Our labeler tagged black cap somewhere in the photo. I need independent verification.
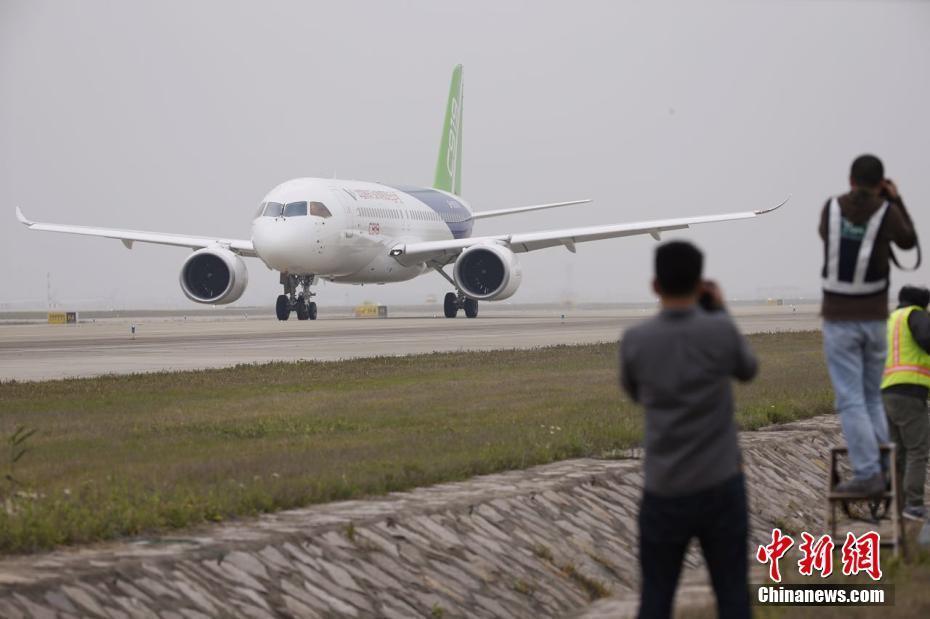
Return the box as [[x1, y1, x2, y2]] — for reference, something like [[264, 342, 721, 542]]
[[898, 285, 930, 309]]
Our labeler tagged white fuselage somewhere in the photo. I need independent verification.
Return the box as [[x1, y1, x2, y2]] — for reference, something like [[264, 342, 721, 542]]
[[250, 178, 474, 283]]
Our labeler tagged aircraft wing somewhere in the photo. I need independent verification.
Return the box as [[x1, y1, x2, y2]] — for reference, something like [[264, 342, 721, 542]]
[[15, 207, 257, 257], [471, 199, 590, 220], [390, 197, 788, 265]]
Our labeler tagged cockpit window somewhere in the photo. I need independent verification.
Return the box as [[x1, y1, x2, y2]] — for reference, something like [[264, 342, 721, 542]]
[[284, 201, 308, 217], [263, 202, 284, 217], [308, 202, 333, 218], [254, 202, 266, 218]]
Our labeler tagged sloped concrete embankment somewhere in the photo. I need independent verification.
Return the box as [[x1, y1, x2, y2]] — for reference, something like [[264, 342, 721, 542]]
[[0, 416, 838, 618]]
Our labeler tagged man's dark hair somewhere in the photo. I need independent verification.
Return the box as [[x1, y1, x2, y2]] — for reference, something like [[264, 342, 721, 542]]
[[899, 285, 930, 309], [850, 154, 884, 188], [655, 241, 703, 296]]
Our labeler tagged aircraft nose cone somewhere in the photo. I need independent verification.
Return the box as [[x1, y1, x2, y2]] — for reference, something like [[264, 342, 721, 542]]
[[252, 218, 312, 272]]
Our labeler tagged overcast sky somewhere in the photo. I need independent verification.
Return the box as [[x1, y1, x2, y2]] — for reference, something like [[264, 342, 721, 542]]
[[2, 0, 928, 310]]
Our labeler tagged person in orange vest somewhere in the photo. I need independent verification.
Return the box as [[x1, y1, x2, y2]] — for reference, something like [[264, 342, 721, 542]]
[[882, 285, 930, 521]]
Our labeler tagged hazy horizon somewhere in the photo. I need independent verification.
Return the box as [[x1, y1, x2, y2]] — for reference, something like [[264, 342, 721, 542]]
[[3, 1, 928, 311]]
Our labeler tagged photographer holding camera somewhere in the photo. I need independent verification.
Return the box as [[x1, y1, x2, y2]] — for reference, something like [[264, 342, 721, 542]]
[[620, 241, 757, 619], [820, 154, 919, 496]]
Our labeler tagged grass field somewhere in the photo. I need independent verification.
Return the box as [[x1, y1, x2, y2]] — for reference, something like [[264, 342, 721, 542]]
[[0, 331, 833, 554]]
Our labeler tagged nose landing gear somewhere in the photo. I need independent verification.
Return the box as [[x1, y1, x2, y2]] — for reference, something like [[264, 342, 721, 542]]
[[275, 294, 291, 321], [295, 296, 317, 321], [277, 273, 318, 321]]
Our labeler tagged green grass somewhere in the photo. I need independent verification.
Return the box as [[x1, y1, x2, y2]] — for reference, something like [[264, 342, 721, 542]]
[[0, 331, 833, 554]]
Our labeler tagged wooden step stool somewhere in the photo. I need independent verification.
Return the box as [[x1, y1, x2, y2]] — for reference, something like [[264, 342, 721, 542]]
[[827, 444, 904, 557]]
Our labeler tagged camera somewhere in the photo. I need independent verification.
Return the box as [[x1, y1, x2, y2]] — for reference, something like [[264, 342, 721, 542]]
[[698, 291, 717, 312], [698, 283, 724, 312]]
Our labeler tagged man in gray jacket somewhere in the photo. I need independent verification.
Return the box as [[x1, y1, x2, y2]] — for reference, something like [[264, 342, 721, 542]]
[[620, 240, 758, 619]]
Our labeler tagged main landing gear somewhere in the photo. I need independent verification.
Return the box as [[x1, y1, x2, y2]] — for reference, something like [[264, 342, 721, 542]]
[[443, 291, 478, 319], [276, 273, 318, 321], [432, 265, 478, 319]]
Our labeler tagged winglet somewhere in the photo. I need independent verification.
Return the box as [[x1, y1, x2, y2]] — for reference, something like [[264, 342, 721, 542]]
[[15, 206, 34, 226], [755, 195, 790, 216]]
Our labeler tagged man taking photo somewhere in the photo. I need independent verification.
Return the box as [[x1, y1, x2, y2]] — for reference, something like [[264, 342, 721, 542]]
[[820, 154, 918, 496], [620, 240, 757, 619]]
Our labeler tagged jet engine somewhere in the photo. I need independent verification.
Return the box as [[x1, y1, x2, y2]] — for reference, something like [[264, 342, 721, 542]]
[[452, 243, 522, 300], [179, 247, 249, 304]]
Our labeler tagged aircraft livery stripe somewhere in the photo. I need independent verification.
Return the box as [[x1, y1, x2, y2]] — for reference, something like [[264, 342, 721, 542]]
[[389, 185, 474, 240]]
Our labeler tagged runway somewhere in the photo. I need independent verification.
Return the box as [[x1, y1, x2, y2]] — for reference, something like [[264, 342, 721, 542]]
[[0, 304, 821, 382]]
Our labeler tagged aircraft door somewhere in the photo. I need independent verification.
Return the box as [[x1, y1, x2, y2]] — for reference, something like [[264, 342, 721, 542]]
[[331, 186, 358, 234], [331, 186, 354, 215], [402, 204, 412, 234]]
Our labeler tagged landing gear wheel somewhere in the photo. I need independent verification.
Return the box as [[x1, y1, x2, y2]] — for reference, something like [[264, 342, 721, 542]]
[[444, 292, 458, 318], [307, 301, 317, 320], [275, 294, 291, 321], [295, 296, 310, 321], [464, 297, 479, 318]]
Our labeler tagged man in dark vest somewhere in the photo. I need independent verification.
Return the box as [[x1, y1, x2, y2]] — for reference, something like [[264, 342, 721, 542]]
[[820, 154, 918, 495], [881, 285, 930, 521]]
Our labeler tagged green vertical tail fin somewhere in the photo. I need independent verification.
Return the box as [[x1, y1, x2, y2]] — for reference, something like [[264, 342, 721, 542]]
[[434, 64, 464, 196]]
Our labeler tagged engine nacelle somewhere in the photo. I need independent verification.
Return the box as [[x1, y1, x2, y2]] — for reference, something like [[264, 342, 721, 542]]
[[453, 243, 523, 301], [179, 247, 249, 304]]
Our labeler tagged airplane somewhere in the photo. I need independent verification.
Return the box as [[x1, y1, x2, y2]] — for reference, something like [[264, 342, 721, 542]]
[[16, 65, 786, 321]]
